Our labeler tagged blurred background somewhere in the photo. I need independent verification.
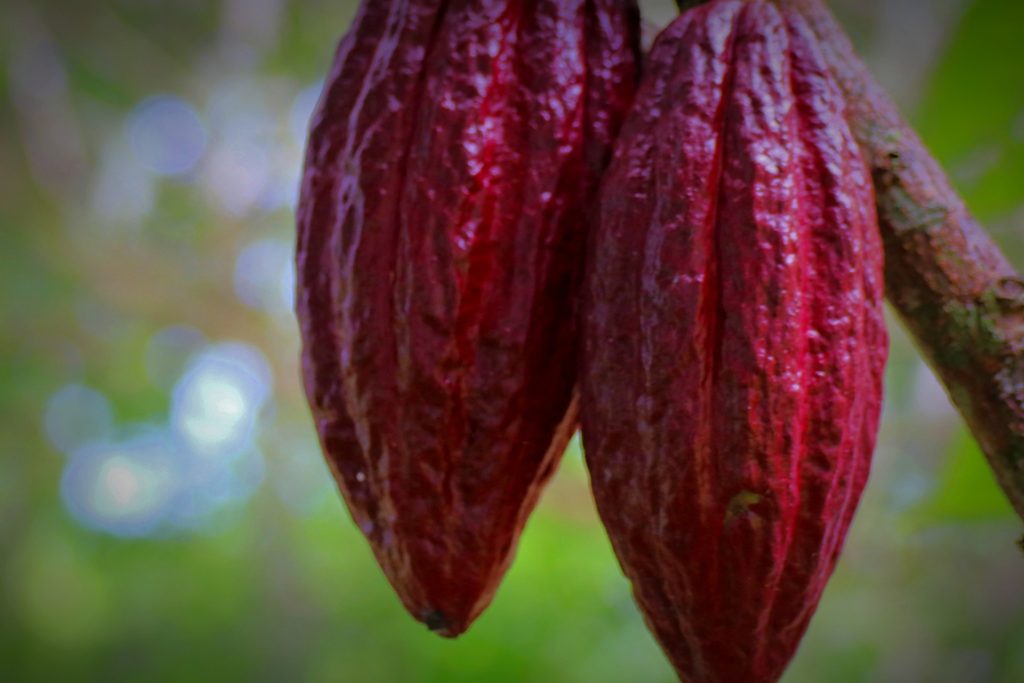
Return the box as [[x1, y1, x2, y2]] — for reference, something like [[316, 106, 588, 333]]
[[2, 0, 1023, 681]]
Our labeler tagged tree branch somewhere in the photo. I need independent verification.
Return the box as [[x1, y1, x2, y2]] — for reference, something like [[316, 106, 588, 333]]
[[671, 0, 1024, 520], [783, 0, 1024, 520]]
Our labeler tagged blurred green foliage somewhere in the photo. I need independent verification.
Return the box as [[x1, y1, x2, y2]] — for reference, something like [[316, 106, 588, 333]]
[[1, 0, 1023, 682]]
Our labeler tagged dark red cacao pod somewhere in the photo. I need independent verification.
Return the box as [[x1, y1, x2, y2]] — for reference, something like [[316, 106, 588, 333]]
[[580, 1, 887, 681], [295, 0, 639, 636]]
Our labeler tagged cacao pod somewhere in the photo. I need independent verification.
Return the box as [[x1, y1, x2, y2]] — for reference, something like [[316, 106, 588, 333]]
[[296, 0, 639, 636], [580, 1, 887, 681]]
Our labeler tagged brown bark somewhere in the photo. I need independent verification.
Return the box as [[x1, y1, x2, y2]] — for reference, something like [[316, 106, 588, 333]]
[[671, 0, 1024, 520]]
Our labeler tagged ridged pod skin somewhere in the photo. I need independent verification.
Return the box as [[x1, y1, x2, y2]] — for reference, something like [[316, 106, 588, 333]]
[[295, 0, 639, 636], [580, 1, 887, 681]]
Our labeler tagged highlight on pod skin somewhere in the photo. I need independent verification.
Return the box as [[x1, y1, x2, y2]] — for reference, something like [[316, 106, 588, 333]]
[[580, 2, 886, 681], [295, 0, 640, 636]]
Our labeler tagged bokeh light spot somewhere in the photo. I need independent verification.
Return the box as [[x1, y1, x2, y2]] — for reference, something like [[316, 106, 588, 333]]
[[43, 384, 115, 455], [129, 95, 207, 176], [171, 342, 272, 460], [234, 238, 294, 314], [61, 433, 177, 537], [203, 139, 270, 215]]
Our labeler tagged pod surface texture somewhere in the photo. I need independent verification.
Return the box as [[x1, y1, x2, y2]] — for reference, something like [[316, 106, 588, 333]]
[[296, 0, 639, 636], [581, 1, 887, 680]]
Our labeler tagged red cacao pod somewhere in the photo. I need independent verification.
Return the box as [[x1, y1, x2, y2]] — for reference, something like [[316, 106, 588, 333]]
[[580, 1, 887, 680], [296, 0, 639, 636]]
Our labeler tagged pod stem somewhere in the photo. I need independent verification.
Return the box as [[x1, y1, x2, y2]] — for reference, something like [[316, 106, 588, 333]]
[[671, 0, 1024, 521]]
